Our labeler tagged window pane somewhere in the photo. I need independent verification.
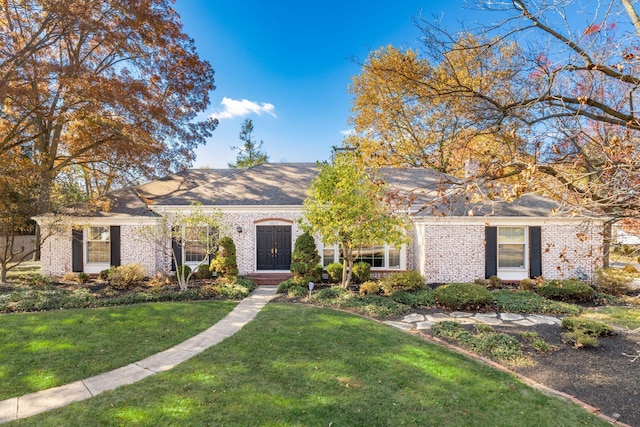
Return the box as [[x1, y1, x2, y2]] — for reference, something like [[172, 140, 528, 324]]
[[388, 247, 400, 268], [87, 227, 110, 263], [498, 227, 525, 244], [185, 226, 210, 263], [87, 242, 110, 263], [355, 244, 385, 268], [498, 244, 525, 268], [185, 241, 207, 263], [323, 247, 335, 267]]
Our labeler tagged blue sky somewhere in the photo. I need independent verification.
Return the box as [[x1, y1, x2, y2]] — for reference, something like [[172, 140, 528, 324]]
[[173, 1, 471, 168]]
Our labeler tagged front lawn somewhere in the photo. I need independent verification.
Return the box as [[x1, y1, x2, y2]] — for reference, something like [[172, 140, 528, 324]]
[[580, 306, 640, 330], [0, 301, 236, 400], [8, 303, 608, 426]]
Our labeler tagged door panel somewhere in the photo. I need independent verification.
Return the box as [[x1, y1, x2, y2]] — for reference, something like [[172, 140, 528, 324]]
[[256, 225, 292, 270]]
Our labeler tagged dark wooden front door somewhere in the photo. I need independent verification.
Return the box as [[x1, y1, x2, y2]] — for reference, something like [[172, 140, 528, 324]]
[[256, 225, 292, 270]]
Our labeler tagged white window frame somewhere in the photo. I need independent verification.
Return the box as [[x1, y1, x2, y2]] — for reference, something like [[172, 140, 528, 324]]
[[497, 226, 528, 280], [84, 226, 111, 274], [181, 225, 217, 269], [320, 242, 405, 270]]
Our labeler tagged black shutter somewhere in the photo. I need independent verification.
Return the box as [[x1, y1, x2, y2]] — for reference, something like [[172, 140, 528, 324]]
[[485, 227, 497, 278], [72, 229, 83, 272], [110, 226, 121, 267], [529, 226, 542, 279], [171, 227, 182, 271]]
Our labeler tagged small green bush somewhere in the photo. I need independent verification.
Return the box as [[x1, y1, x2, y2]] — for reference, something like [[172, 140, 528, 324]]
[[351, 262, 371, 284], [288, 285, 308, 298], [276, 279, 296, 294], [359, 281, 380, 295], [487, 275, 503, 289], [537, 279, 595, 303], [561, 317, 614, 337], [77, 272, 90, 283], [108, 264, 146, 290], [311, 285, 349, 302], [325, 262, 343, 283], [176, 265, 192, 282], [232, 276, 255, 292], [434, 283, 494, 311], [432, 321, 523, 362], [561, 317, 614, 349], [519, 278, 536, 291], [99, 269, 111, 280], [197, 263, 213, 279], [379, 271, 425, 295], [594, 268, 634, 296], [215, 283, 250, 299]]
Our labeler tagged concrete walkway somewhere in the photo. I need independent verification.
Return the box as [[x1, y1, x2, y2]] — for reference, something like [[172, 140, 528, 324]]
[[384, 311, 563, 331], [0, 286, 277, 424]]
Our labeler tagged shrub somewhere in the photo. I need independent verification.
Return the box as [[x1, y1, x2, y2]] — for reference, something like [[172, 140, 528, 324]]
[[62, 272, 78, 282], [77, 272, 90, 283], [148, 272, 171, 288], [310, 285, 349, 303], [197, 263, 213, 279], [561, 317, 614, 349], [176, 265, 192, 282], [537, 279, 595, 303], [487, 275, 503, 289], [99, 269, 111, 280], [519, 278, 536, 291], [326, 262, 343, 283], [351, 262, 371, 284], [379, 271, 425, 295], [276, 279, 296, 294], [288, 285, 308, 298], [594, 268, 634, 296], [432, 321, 523, 362], [290, 232, 321, 282], [359, 281, 380, 295], [232, 276, 255, 292], [434, 283, 494, 311], [210, 236, 238, 278], [214, 282, 250, 299], [108, 264, 146, 290]]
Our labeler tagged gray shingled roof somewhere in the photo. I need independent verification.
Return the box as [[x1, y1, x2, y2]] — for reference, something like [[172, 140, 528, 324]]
[[59, 162, 566, 218]]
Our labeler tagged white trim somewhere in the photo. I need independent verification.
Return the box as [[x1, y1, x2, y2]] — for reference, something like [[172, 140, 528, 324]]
[[412, 216, 603, 226], [496, 226, 528, 281], [319, 242, 407, 271], [84, 227, 111, 275]]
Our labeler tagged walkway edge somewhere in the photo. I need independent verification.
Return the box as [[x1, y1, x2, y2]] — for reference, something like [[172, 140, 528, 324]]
[[0, 286, 277, 424]]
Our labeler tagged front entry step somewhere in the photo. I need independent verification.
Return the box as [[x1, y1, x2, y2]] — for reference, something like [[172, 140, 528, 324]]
[[245, 273, 292, 286]]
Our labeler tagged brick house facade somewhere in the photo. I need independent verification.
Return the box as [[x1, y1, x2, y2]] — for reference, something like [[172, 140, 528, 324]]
[[35, 163, 604, 283]]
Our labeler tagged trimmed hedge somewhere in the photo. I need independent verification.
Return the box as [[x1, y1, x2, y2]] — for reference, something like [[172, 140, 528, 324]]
[[434, 283, 494, 311], [379, 271, 425, 295], [537, 279, 595, 303]]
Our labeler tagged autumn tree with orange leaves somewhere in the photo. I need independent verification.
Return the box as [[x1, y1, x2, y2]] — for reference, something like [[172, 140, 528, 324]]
[[348, 0, 640, 263], [0, 0, 217, 211]]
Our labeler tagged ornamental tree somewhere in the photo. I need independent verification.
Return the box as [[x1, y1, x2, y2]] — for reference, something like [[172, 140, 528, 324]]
[[302, 153, 410, 289], [290, 231, 321, 283]]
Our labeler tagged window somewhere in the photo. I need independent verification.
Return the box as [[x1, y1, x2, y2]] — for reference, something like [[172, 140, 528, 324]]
[[87, 226, 110, 263], [321, 243, 403, 270], [498, 227, 526, 269], [183, 226, 217, 266]]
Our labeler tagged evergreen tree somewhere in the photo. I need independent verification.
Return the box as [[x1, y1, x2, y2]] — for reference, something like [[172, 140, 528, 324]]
[[290, 232, 321, 283], [228, 119, 269, 169]]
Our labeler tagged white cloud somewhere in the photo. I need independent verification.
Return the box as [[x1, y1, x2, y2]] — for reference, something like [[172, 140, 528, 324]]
[[340, 129, 354, 137], [213, 97, 277, 120]]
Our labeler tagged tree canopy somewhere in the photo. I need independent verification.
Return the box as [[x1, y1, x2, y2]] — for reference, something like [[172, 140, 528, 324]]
[[0, 0, 217, 212], [302, 153, 409, 288], [347, 0, 640, 224]]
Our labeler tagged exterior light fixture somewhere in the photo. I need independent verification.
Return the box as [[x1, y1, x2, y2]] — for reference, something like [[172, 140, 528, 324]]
[[236, 226, 243, 233]]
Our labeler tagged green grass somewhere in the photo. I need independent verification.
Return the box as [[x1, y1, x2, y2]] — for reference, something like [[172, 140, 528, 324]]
[[8, 303, 608, 426], [3, 261, 40, 280], [580, 306, 640, 330], [0, 301, 236, 400]]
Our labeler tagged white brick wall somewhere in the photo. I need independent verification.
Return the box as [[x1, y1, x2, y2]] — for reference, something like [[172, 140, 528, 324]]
[[40, 225, 73, 277], [541, 222, 603, 280], [414, 220, 603, 283], [417, 223, 485, 283]]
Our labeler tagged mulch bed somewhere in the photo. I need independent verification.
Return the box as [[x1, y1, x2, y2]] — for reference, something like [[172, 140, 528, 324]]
[[408, 311, 640, 427]]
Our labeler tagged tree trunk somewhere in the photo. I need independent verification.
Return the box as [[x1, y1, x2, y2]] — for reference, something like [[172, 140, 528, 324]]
[[602, 221, 613, 269]]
